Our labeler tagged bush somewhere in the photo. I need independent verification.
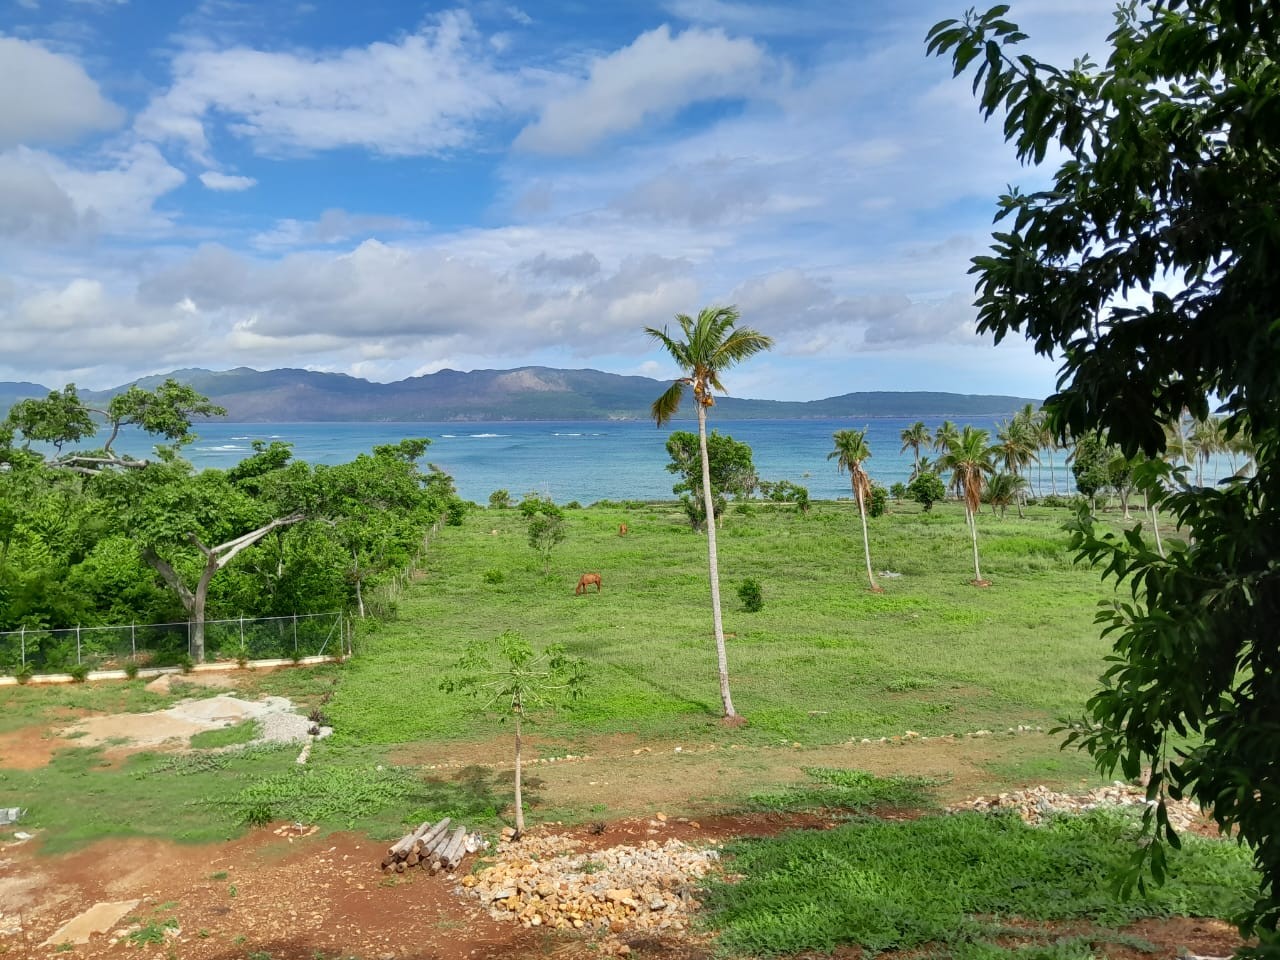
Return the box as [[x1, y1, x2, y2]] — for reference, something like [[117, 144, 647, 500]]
[[869, 485, 888, 518], [738, 578, 764, 612], [68, 661, 91, 683], [519, 492, 561, 519], [890, 482, 907, 500], [445, 499, 468, 526], [14, 663, 34, 685], [123, 658, 140, 679], [488, 489, 512, 509], [564, 500, 583, 510], [482, 568, 505, 584], [907, 473, 947, 512]]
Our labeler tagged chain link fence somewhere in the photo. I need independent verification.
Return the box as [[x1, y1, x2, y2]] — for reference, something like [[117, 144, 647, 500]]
[[0, 612, 349, 676]]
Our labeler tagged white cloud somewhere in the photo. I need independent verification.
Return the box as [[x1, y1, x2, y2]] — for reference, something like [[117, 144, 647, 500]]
[[199, 170, 257, 191], [251, 209, 419, 249], [137, 9, 526, 162], [0, 37, 124, 149], [0, 144, 185, 240], [515, 25, 768, 154]]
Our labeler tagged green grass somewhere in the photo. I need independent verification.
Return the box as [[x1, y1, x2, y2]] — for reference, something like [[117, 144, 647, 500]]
[[331, 501, 1118, 746], [702, 808, 1255, 956], [189, 719, 260, 749], [747, 767, 940, 814]]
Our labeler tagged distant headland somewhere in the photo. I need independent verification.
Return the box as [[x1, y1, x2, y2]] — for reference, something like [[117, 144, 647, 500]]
[[0, 366, 1038, 422]]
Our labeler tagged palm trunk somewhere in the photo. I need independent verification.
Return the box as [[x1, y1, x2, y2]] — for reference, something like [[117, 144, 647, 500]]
[[698, 404, 735, 719], [855, 485, 878, 590], [1149, 502, 1165, 558], [968, 505, 983, 582], [513, 704, 524, 838]]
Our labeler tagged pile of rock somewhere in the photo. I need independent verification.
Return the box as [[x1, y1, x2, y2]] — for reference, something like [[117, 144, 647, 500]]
[[459, 832, 719, 942], [948, 781, 1206, 829]]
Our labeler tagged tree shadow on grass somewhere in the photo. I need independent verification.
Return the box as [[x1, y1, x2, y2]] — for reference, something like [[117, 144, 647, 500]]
[[409, 764, 547, 827]]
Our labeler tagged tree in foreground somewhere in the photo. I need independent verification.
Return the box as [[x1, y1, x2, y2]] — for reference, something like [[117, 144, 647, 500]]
[[828, 429, 880, 592], [940, 426, 995, 585], [441, 631, 584, 839], [646, 305, 773, 721], [930, 1, 1280, 940]]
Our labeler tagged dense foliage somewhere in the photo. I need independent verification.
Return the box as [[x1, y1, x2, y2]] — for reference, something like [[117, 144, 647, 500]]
[[930, 0, 1280, 941], [665, 429, 757, 530], [0, 383, 462, 668]]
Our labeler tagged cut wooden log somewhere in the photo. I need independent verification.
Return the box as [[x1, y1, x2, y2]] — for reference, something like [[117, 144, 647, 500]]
[[414, 818, 451, 856], [387, 819, 433, 858], [439, 825, 468, 871]]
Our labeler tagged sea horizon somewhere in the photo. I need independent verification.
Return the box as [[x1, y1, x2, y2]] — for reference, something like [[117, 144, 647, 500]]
[[103, 416, 1083, 505]]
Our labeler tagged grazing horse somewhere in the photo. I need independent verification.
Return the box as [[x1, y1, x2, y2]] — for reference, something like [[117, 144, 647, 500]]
[[618, 522, 628, 536], [575, 573, 603, 595]]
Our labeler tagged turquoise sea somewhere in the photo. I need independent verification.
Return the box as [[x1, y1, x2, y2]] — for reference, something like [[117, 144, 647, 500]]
[[112, 417, 1078, 504]]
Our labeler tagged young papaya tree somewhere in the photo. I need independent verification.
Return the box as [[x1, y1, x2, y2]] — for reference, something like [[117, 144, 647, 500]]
[[441, 631, 585, 838]]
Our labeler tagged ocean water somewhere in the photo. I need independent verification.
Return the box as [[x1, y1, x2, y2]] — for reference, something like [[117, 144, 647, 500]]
[[108, 417, 1079, 504]]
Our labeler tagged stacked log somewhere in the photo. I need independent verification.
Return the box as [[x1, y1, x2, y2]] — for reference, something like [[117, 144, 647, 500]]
[[380, 818, 471, 874]]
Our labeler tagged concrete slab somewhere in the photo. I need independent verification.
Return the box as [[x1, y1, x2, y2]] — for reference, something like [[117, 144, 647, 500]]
[[41, 899, 139, 946]]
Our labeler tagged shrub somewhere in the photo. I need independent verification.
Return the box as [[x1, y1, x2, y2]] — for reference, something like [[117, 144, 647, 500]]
[[123, 658, 140, 680], [907, 473, 947, 511], [738, 578, 764, 612], [564, 500, 583, 510], [178, 653, 195, 674], [445, 499, 468, 526], [890, 482, 907, 500], [68, 661, 91, 683], [14, 663, 34, 685], [869, 485, 888, 518], [488, 489, 512, 509], [482, 568, 505, 584], [519, 492, 561, 519]]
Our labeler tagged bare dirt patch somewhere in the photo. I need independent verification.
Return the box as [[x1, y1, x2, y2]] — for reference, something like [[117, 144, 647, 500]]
[[0, 727, 62, 770], [0, 815, 1246, 960]]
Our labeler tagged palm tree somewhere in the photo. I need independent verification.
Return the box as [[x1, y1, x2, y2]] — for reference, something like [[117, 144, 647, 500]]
[[829, 428, 880, 592], [899, 422, 932, 477], [940, 425, 996, 585], [934, 420, 960, 456], [984, 472, 1028, 518], [995, 417, 1037, 517], [646, 306, 773, 721], [1191, 415, 1228, 487]]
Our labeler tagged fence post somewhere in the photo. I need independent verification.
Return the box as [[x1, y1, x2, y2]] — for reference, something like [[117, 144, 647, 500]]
[[77, 625, 82, 665], [19, 626, 24, 668], [240, 615, 245, 655], [131, 623, 136, 658], [293, 614, 298, 655]]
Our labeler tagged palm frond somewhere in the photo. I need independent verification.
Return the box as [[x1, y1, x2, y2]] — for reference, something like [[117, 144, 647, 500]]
[[651, 380, 686, 427]]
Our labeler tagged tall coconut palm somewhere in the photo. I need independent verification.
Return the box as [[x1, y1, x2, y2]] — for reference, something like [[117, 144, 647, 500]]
[[646, 306, 773, 720], [940, 425, 996, 585], [829, 428, 880, 592], [899, 422, 932, 477]]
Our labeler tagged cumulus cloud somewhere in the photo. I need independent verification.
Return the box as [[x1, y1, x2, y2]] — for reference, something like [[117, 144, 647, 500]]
[[731, 269, 985, 353], [131, 241, 695, 360], [0, 37, 124, 149], [251, 209, 419, 249], [516, 25, 767, 154], [0, 144, 185, 240], [521, 251, 601, 279], [199, 171, 257, 191], [137, 9, 524, 162]]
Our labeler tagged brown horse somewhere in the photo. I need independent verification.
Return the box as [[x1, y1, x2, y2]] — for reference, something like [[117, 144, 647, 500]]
[[618, 522, 628, 536], [575, 573, 602, 595]]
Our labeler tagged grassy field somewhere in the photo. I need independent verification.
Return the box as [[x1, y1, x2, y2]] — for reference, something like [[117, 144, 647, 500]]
[[0, 498, 1157, 845], [331, 499, 1120, 748]]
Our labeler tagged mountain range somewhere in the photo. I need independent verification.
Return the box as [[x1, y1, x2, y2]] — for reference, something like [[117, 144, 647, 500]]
[[0, 366, 1038, 422]]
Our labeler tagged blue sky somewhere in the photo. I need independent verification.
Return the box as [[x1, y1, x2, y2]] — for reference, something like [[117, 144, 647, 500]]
[[0, 0, 1117, 401]]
